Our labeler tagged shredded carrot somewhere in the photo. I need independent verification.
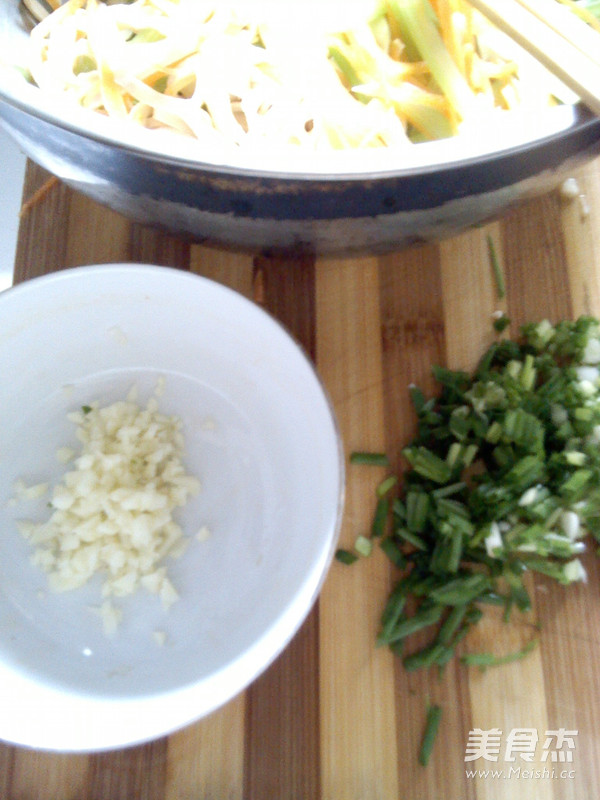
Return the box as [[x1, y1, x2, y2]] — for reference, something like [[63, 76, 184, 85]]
[[22, 0, 585, 152], [19, 175, 60, 218]]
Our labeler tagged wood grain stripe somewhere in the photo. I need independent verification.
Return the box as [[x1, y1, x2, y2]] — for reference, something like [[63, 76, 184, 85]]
[[441, 224, 550, 800], [501, 194, 573, 324], [537, 186, 600, 800], [63, 192, 132, 269], [9, 167, 185, 800], [242, 251, 321, 800], [0, 748, 15, 800], [189, 244, 255, 296], [534, 562, 600, 800], [6, 164, 89, 800], [316, 256, 399, 800], [561, 164, 600, 317], [85, 739, 167, 800], [378, 244, 476, 800], [161, 244, 257, 800], [165, 695, 246, 800], [440, 224, 508, 369], [379, 244, 446, 446], [243, 608, 321, 800], [14, 163, 71, 283], [9, 751, 88, 800], [189, 247, 322, 800], [128, 224, 191, 269], [252, 251, 317, 359]]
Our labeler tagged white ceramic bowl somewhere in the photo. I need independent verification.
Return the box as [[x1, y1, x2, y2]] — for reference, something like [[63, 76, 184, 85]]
[[0, 264, 343, 752]]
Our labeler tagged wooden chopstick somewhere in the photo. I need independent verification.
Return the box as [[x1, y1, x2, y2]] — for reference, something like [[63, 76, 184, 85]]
[[469, 0, 600, 117], [519, 0, 600, 64]]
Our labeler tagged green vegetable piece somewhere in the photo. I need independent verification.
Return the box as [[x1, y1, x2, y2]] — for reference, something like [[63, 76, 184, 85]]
[[403, 446, 452, 484], [519, 353, 537, 391], [74, 55, 96, 75], [487, 234, 506, 299], [428, 574, 490, 606], [128, 27, 165, 44], [350, 451, 390, 467], [560, 468, 592, 499], [505, 455, 546, 491], [328, 44, 371, 104], [403, 643, 446, 672], [419, 704, 443, 767], [493, 314, 511, 333], [335, 549, 358, 565], [388, 0, 474, 118], [380, 603, 443, 645], [396, 526, 427, 551], [406, 489, 430, 532], [485, 420, 503, 443], [432, 481, 467, 499], [377, 475, 398, 497], [380, 537, 407, 568], [348, 312, 600, 688], [461, 638, 538, 671], [409, 384, 427, 414], [153, 75, 168, 93], [437, 603, 468, 646], [371, 496, 390, 538], [379, 582, 410, 644], [354, 535, 373, 557]]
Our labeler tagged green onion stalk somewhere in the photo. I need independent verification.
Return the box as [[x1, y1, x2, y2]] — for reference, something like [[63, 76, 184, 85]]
[[338, 317, 600, 678]]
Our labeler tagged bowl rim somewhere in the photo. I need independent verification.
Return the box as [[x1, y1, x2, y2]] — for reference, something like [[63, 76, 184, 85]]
[[0, 48, 598, 182]]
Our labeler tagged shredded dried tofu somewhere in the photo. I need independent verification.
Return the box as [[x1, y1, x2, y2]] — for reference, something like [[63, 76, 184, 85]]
[[26, 0, 572, 152], [18, 386, 200, 633]]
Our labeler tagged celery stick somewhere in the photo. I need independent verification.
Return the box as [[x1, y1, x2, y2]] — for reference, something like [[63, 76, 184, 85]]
[[387, 0, 474, 119]]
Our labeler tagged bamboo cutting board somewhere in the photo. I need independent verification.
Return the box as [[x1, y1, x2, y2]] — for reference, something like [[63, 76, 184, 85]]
[[2, 159, 600, 800]]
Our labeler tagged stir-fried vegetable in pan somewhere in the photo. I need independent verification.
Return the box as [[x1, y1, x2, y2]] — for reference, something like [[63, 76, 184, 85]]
[[22, 0, 600, 151]]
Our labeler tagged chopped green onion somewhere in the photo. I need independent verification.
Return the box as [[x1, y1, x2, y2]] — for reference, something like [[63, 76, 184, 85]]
[[377, 475, 398, 497], [396, 527, 428, 551], [354, 535, 373, 557], [409, 384, 427, 414], [406, 489, 430, 532], [461, 637, 538, 671], [429, 574, 491, 606], [437, 604, 469, 645], [403, 642, 446, 672], [350, 451, 390, 467], [432, 481, 467, 499], [379, 536, 407, 568], [418, 704, 443, 766], [128, 27, 165, 44], [487, 234, 505, 299], [347, 315, 600, 687], [403, 446, 452, 484], [493, 314, 511, 333], [335, 548, 358, 565], [379, 603, 443, 645], [371, 496, 390, 538], [379, 583, 409, 642], [74, 55, 96, 75]]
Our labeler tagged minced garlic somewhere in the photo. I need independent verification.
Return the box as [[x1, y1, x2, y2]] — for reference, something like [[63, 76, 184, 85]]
[[17, 385, 200, 633]]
